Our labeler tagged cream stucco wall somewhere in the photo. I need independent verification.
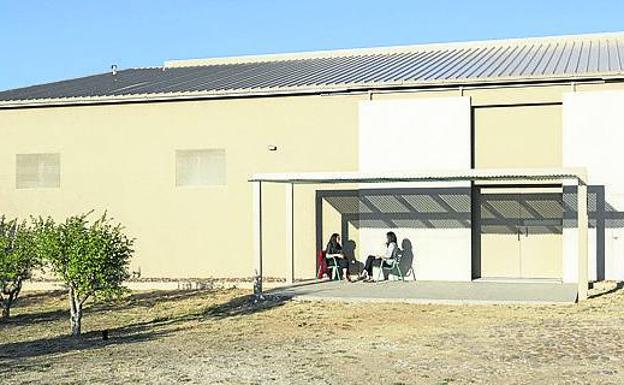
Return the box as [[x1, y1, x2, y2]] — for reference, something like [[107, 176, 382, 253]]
[[1, 81, 624, 281], [0, 95, 363, 279], [475, 105, 564, 280]]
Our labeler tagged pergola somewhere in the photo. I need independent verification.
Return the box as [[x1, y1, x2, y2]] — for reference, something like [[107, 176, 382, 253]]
[[249, 168, 589, 301]]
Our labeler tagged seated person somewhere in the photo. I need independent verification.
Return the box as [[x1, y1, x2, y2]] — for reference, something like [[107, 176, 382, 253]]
[[360, 231, 398, 282], [325, 233, 351, 282]]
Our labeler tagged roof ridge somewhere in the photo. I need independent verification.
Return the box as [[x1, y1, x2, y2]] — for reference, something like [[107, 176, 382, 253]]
[[164, 30, 624, 68]]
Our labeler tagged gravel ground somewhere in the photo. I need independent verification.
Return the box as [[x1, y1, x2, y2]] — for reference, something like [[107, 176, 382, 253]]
[[1, 282, 624, 385]]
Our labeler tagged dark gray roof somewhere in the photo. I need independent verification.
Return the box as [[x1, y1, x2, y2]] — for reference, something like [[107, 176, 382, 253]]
[[2, 32, 624, 106]]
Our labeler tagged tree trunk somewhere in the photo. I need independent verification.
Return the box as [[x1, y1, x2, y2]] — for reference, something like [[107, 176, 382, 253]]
[[70, 312, 81, 337], [1, 283, 20, 321], [1, 304, 9, 320], [69, 287, 82, 337]]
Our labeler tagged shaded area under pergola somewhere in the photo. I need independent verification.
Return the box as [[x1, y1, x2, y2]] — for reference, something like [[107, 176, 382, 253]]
[[249, 168, 590, 302], [318, 185, 624, 281]]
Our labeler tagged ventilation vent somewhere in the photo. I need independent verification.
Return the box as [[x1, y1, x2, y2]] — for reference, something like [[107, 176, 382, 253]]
[[16, 153, 60, 189], [176, 149, 226, 187]]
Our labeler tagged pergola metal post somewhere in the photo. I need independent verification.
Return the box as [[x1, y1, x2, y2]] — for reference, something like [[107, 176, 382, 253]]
[[562, 176, 589, 301], [252, 181, 263, 297], [577, 182, 589, 301], [285, 183, 295, 284]]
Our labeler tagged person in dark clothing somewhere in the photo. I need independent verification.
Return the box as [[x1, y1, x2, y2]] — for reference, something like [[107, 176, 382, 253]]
[[361, 231, 399, 282], [325, 233, 351, 281]]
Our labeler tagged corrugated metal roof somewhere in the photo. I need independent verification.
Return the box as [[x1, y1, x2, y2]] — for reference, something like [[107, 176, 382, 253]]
[[2, 32, 624, 107]]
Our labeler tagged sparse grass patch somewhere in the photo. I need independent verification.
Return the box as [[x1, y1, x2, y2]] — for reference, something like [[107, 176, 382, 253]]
[[1, 282, 624, 384]]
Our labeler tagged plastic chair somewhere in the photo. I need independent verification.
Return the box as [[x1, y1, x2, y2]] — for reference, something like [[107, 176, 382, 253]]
[[316, 251, 342, 281], [326, 255, 342, 280], [316, 250, 328, 279], [376, 257, 404, 281]]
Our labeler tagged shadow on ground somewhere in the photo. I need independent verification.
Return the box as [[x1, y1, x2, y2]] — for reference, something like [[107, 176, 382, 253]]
[[588, 281, 624, 299], [4, 289, 234, 327], [3, 308, 69, 327], [11, 290, 66, 308], [2, 290, 68, 327], [101, 289, 222, 309], [0, 291, 290, 363]]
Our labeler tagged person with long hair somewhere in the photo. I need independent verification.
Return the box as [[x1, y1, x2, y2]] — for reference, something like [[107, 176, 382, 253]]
[[325, 233, 351, 282], [360, 231, 398, 282]]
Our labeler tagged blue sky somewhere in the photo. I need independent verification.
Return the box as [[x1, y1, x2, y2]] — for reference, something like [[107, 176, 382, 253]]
[[2, 0, 624, 90]]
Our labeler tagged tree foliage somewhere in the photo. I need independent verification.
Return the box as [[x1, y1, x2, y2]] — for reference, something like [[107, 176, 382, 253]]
[[33, 212, 134, 336], [0, 216, 40, 320]]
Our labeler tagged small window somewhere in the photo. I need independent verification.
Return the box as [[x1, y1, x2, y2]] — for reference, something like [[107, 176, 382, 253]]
[[16, 153, 60, 189], [176, 149, 226, 186]]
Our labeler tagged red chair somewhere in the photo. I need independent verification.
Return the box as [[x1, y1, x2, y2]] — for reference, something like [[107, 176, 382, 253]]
[[317, 250, 342, 280], [316, 250, 328, 279]]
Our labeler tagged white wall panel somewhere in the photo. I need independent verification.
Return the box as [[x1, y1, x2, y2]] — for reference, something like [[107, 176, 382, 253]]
[[359, 97, 471, 172], [357, 97, 472, 281], [564, 90, 624, 281]]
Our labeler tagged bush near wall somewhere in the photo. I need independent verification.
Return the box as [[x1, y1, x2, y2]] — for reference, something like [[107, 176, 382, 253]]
[[0, 217, 40, 320], [32, 212, 135, 337]]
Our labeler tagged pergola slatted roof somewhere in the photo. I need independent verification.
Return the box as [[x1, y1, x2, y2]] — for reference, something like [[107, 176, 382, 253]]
[[249, 168, 587, 184]]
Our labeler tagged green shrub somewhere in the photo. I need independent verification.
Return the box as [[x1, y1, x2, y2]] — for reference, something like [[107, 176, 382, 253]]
[[33, 212, 134, 336], [0, 217, 40, 320]]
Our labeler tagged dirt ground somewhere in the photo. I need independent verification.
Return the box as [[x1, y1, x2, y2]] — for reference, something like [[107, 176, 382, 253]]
[[1, 283, 624, 385]]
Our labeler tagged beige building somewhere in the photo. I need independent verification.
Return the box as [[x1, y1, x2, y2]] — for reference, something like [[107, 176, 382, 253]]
[[1, 32, 624, 298]]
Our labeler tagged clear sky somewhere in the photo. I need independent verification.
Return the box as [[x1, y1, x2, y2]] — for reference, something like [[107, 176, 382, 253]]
[[2, 0, 624, 91]]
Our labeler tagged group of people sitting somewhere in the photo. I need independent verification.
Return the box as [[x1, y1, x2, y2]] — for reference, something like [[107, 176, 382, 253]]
[[325, 231, 399, 282]]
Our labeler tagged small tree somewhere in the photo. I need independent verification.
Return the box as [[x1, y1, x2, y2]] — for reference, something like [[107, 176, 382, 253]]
[[33, 212, 134, 336], [0, 217, 40, 320]]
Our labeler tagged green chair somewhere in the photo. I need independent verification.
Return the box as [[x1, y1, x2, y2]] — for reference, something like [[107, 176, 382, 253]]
[[376, 256, 404, 281], [316, 252, 342, 281], [327, 256, 342, 281]]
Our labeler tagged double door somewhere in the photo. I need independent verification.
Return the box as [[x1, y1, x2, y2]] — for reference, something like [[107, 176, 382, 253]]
[[480, 187, 563, 279]]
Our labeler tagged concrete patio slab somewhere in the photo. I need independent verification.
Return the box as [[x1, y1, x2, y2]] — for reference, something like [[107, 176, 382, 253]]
[[268, 279, 579, 304]]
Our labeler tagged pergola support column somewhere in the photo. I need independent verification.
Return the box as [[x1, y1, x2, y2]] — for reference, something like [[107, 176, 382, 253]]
[[285, 183, 295, 284], [563, 177, 589, 301], [577, 183, 589, 300], [252, 181, 263, 297]]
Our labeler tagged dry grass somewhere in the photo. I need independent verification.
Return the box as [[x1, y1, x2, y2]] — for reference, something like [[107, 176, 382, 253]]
[[1, 283, 624, 385]]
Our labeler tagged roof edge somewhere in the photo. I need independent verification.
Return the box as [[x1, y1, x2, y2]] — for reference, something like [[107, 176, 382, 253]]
[[1, 75, 622, 109]]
